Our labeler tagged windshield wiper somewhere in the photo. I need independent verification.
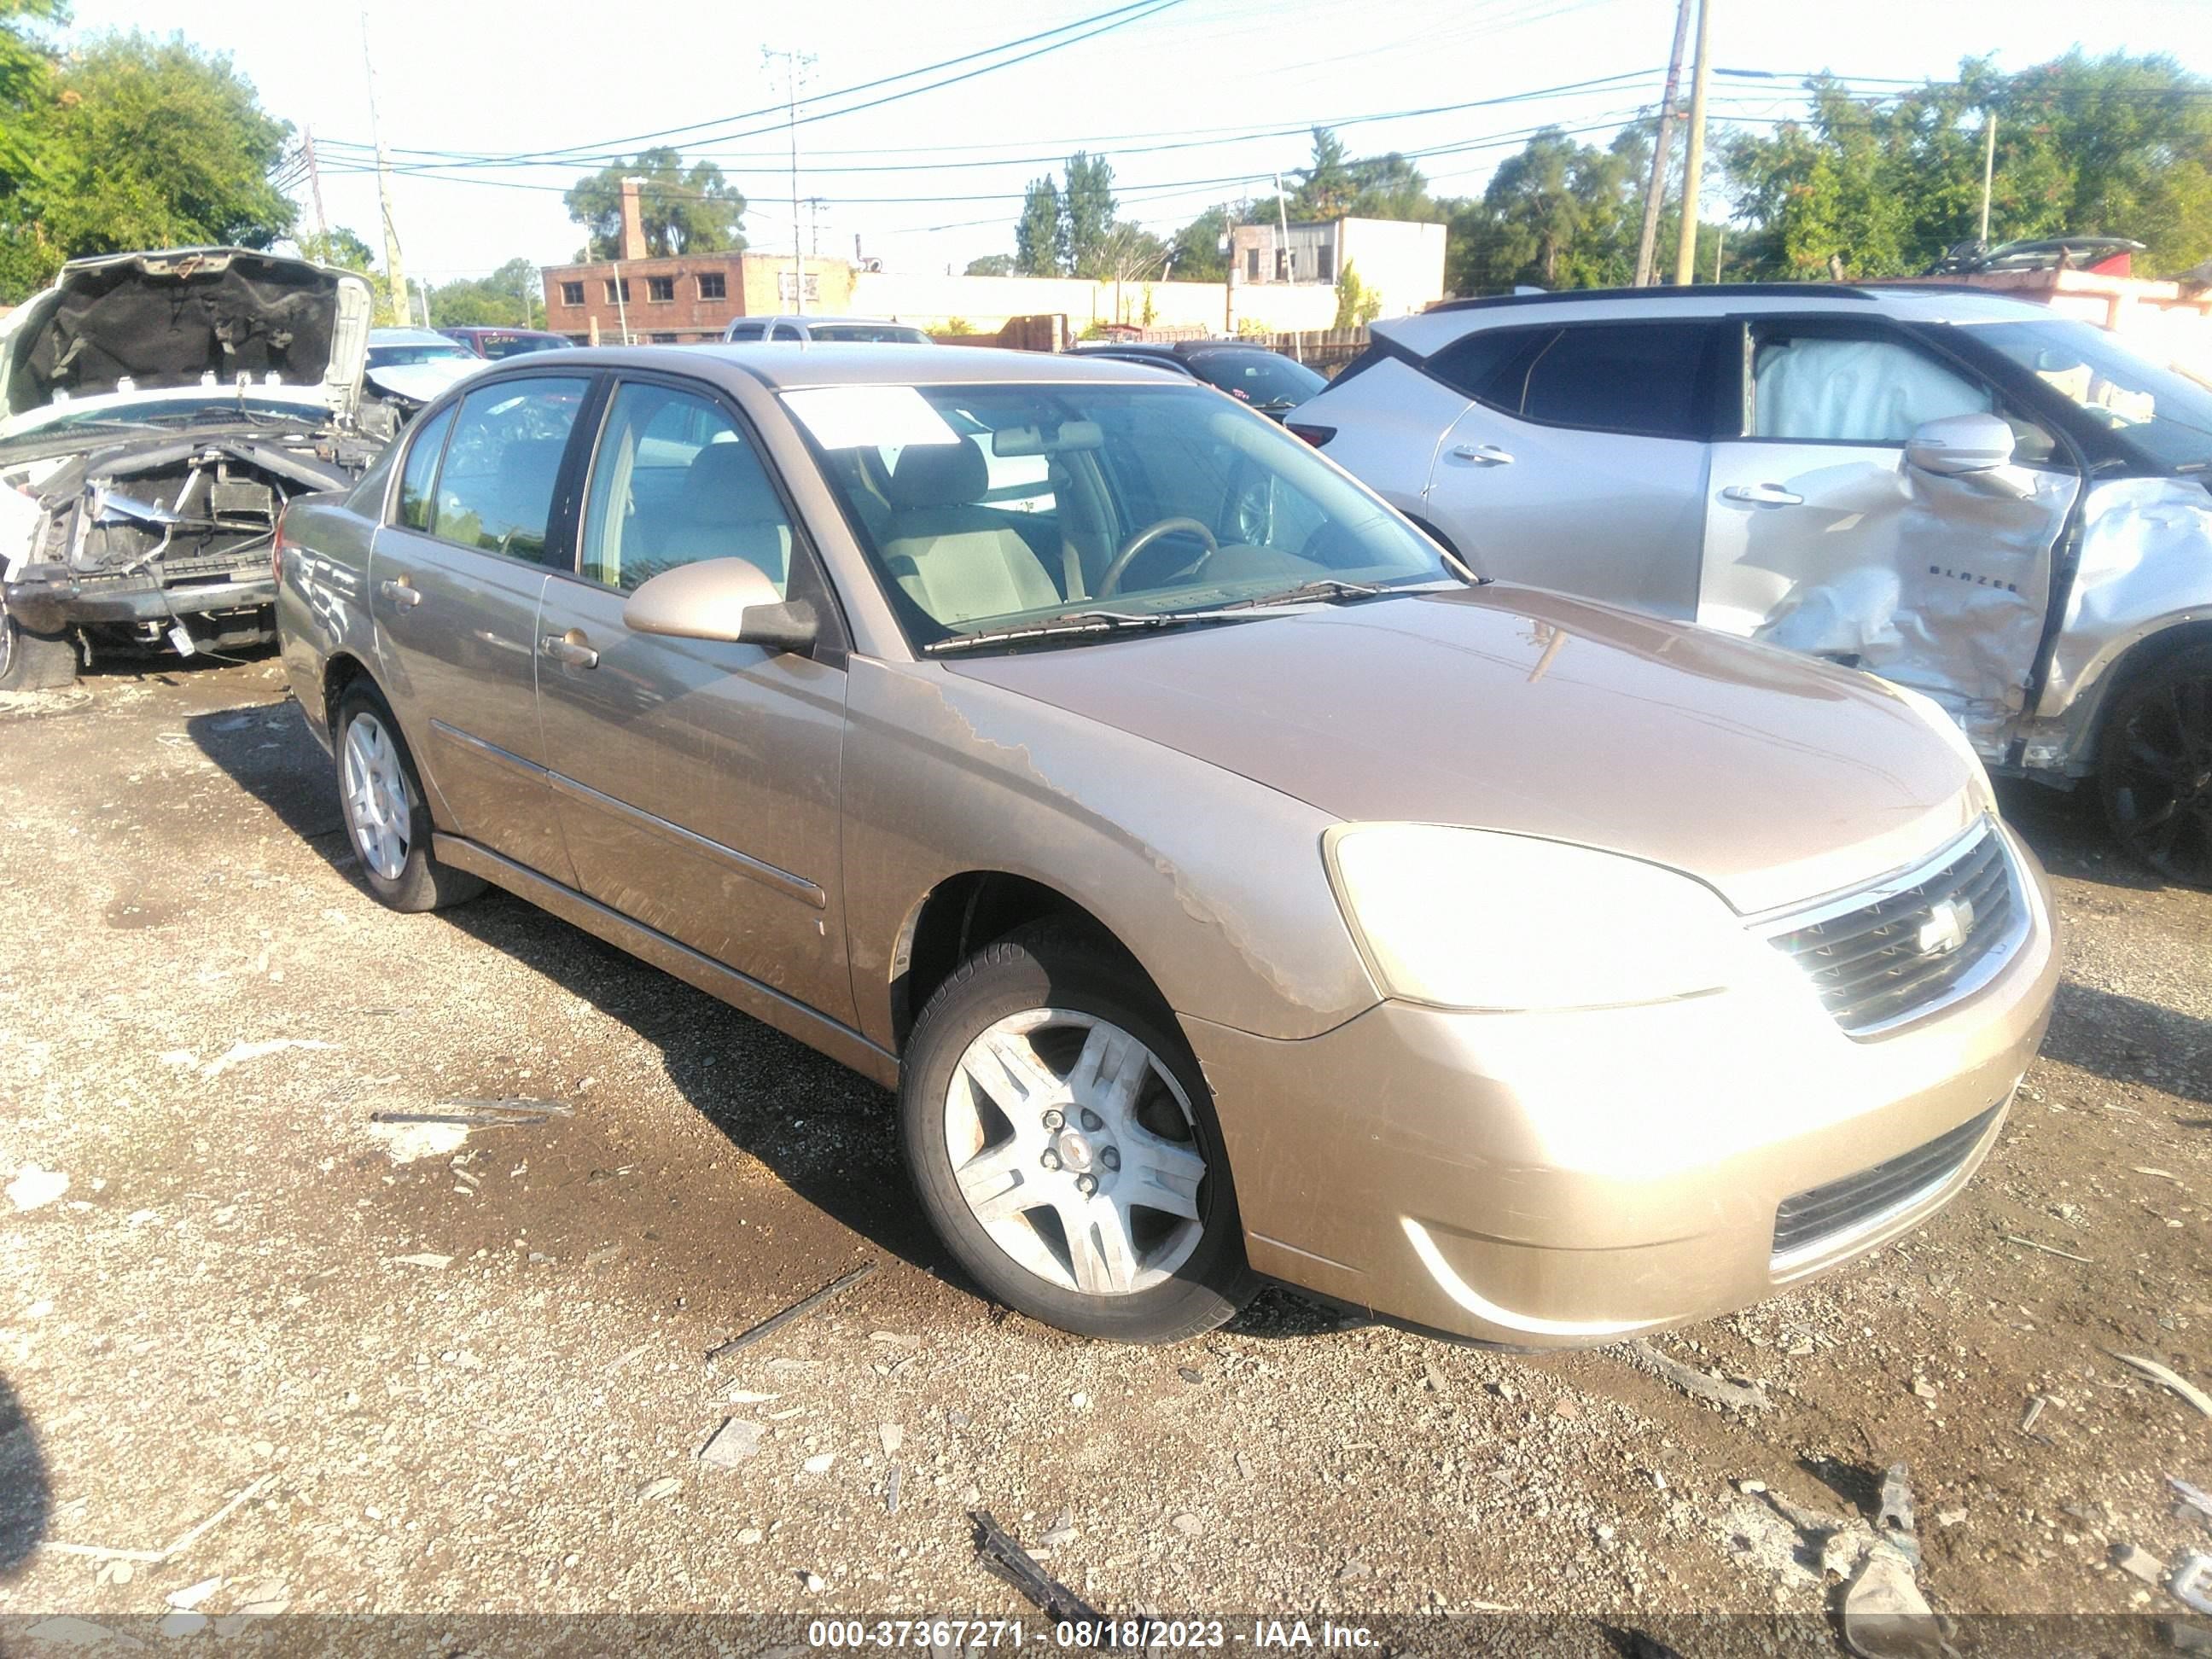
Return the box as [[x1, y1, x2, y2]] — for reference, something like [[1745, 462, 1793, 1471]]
[[922, 608, 1258, 656], [1218, 579, 1389, 611]]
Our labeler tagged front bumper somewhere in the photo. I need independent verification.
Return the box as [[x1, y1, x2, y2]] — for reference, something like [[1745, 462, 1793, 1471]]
[[5, 568, 275, 631], [1185, 823, 2062, 1348]]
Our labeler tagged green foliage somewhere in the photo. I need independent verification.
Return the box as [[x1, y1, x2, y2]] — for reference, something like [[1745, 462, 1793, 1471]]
[[428, 257, 545, 329], [1332, 259, 1381, 328], [1446, 125, 1650, 293], [1167, 202, 1239, 282], [963, 253, 1015, 276], [940, 316, 975, 335], [1291, 127, 1353, 218], [1015, 176, 1062, 276], [1290, 127, 1439, 221], [564, 146, 745, 260], [0, 0, 65, 298], [1062, 151, 1118, 277], [0, 28, 295, 301], [297, 226, 376, 273], [1723, 52, 2212, 278]]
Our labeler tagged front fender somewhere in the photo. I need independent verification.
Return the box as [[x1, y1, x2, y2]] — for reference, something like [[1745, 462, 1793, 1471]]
[[2037, 477, 2212, 722]]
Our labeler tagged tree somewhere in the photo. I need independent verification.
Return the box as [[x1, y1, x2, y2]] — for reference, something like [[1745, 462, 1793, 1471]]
[[1289, 128, 1439, 223], [1062, 151, 1118, 277], [1166, 201, 1241, 282], [425, 257, 548, 329], [564, 146, 745, 260], [1444, 125, 1650, 293], [0, 0, 65, 298], [1332, 259, 1381, 328], [1, 29, 295, 301], [1014, 176, 1062, 276], [964, 253, 1016, 276], [1723, 52, 2212, 279], [297, 226, 376, 273], [1291, 128, 1353, 218]]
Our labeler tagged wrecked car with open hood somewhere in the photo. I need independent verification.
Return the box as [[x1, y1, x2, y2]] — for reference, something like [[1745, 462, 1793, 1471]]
[[0, 247, 387, 689]]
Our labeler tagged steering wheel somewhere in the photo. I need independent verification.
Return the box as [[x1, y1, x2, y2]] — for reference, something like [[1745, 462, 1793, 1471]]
[[1097, 516, 1221, 597]]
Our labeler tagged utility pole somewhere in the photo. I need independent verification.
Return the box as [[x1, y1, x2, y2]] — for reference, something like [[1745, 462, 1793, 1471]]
[[1633, 0, 1692, 287], [1273, 175, 1301, 361], [360, 13, 408, 324], [1669, 0, 1714, 286], [765, 49, 816, 316], [303, 125, 329, 242], [1977, 110, 1997, 245]]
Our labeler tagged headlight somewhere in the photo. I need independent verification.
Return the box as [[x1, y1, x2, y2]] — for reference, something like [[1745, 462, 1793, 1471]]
[[1887, 684, 1998, 812], [1324, 824, 1755, 1012]]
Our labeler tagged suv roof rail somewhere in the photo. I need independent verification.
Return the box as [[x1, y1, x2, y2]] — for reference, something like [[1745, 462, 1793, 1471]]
[[1423, 282, 1880, 315]]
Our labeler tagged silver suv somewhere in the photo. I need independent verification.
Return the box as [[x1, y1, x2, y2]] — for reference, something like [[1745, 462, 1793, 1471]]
[[722, 315, 932, 346], [1293, 284, 2212, 886]]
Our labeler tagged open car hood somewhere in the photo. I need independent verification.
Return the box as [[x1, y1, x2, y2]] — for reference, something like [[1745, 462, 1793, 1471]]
[[0, 247, 373, 428]]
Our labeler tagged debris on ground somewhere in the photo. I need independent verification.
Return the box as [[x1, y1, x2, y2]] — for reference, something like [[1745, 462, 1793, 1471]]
[[705, 1262, 879, 1361], [165, 1578, 222, 1611], [369, 1099, 563, 1129], [200, 1039, 334, 1080], [365, 1120, 472, 1163], [2172, 1477, 2212, 1526], [2174, 1552, 2212, 1616], [386, 1253, 452, 1271], [1621, 1338, 1773, 1412], [699, 1418, 766, 1470], [1039, 1512, 1077, 1549], [969, 1511, 1105, 1625], [40, 1472, 275, 1566], [878, 1423, 903, 1455], [2001, 1233, 2093, 1264], [2116, 1543, 2170, 1586], [2112, 1353, 2212, 1417], [5, 1164, 68, 1212], [884, 1465, 900, 1516], [1828, 1465, 1950, 1659], [637, 1476, 682, 1502], [2021, 1396, 2048, 1435]]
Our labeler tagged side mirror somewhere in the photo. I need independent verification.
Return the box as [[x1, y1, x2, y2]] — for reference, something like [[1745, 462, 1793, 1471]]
[[622, 557, 818, 655], [1905, 411, 2016, 477]]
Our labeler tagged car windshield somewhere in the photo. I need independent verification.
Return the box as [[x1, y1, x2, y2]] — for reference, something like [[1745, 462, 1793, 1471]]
[[807, 324, 932, 344], [789, 381, 1455, 649], [1971, 318, 2212, 473], [368, 341, 474, 368], [475, 334, 568, 359], [1185, 348, 1327, 409], [6, 395, 323, 438]]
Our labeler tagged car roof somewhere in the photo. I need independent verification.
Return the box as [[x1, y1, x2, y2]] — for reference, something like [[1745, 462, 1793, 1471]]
[[368, 327, 457, 345], [1377, 281, 2058, 355], [492, 342, 1200, 391], [442, 325, 564, 337], [732, 316, 929, 329]]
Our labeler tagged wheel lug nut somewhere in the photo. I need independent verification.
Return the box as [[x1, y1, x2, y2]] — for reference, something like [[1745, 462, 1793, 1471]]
[[1080, 1109, 1103, 1132], [1040, 1150, 1062, 1172], [1100, 1146, 1121, 1172], [1041, 1109, 1065, 1132], [1074, 1173, 1097, 1196]]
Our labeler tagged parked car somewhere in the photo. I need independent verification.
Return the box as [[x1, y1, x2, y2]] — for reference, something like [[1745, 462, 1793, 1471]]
[[722, 315, 933, 345], [439, 325, 574, 360], [0, 247, 386, 688], [276, 345, 2058, 1346], [1291, 284, 2212, 886], [1076, 339, 1327, 420], [364, 328, 490, 415]]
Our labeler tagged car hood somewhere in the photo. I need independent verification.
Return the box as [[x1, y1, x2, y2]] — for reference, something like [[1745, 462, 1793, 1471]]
[[0, 247, 372, 427], [942, 585, 1984, 916]]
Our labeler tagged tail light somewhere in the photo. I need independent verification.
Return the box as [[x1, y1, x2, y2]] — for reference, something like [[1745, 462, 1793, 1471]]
[[271, 505, 289, 587], [1286, 422, 1335, 448]]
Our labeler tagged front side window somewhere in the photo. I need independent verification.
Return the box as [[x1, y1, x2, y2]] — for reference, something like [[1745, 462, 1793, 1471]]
[[1969, 317, 2212, 474], [788, 381, 1453, 646], [581, 382, 793, 595], [1750, 328, 1991, 443], [394, 404, 455, 531], [429, 377, 590, 562]]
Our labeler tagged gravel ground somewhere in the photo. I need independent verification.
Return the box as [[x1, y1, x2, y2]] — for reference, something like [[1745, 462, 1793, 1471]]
[[0, 653, 2208, 1640]]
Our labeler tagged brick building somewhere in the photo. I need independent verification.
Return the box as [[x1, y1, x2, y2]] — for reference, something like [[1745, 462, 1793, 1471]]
[[540, 178, 853, 344]]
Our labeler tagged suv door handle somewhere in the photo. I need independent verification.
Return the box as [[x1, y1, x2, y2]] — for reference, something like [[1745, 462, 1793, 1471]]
[[1720, 483, 1805, 506], [377, 578, 423, 608], [1450, 443, 1515, 465], [541, 632, 599, 669]]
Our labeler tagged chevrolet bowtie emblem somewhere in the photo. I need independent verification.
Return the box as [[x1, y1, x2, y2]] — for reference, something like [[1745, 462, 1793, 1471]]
[[1917, 897, 1975, 958]]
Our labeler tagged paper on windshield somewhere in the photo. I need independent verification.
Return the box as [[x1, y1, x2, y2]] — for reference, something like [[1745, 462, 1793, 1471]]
[[782, 386, 961, 451]]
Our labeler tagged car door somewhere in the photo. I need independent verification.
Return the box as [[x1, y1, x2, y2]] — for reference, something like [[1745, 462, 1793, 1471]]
[[533, 375, 855, 1023], [1700, 318, 2080, 719], [1421, 320, 1719, 618], [368, 374, 594, 883]]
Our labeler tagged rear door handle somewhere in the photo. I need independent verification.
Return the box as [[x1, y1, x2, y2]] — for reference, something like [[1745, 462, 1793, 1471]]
[[1720, 483, 1805, 506], [377, 578, 423, 608], [1450, 443, 1515, 465], [541, 632, 599, 669]]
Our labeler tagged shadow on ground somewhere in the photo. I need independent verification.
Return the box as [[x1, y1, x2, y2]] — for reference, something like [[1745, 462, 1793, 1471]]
[[0, 1373, 50, 1577]]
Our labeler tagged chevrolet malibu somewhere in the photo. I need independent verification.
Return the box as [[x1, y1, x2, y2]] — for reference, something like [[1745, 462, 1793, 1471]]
[[274, 345, 2061, 1345]]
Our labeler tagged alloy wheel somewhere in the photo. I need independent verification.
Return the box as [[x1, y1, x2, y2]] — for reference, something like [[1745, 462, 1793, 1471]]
[[2106, 669, 2212, 886], [341, 711, 413, 882], [942, 1008, 1208, 1297]]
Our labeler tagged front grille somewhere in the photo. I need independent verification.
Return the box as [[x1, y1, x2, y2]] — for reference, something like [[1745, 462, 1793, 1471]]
[[1773, 1104, 2000, 1262], [1767, 824, 2018, 1036]]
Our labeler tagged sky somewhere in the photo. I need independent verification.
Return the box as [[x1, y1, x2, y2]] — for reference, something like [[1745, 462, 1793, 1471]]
[[57, 0, 2212, 283]]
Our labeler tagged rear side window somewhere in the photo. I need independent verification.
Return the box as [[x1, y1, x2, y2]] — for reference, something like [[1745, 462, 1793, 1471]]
[[1425, 327, 1551, 402], [726, 323, 765, 342], [1515, 323, 1714, 439], [394, 404, 455, 531], [430, 377, 591, 562]]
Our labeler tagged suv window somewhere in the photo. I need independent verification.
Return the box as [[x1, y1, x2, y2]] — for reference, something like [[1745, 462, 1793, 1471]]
[[429, 377, 590, 562], [395, 404, 455, 531], [1751, 328, 1992, 444], [726, 322, 765, 342], [581, 382, 794, 595], [1517, 323, 1713, 439]]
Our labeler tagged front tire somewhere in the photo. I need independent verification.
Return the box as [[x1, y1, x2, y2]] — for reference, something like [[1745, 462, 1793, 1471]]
[[900, 921, 1256, 1343], [2098, 643, 2212, 888], [0, 601, 77, 692], [335, 688, 485, 912]]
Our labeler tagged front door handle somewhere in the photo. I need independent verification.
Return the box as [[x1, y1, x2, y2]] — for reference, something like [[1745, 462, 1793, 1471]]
[[1720, 483, 1805, 506], [541, 632, 599, 670], [377, 578, 423, 608], [1450, 443, 1515, 465]]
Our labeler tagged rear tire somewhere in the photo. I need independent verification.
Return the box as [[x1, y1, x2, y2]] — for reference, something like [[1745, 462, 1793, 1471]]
[[0, 602, 77, 691], [899, 920, 1256, 1343], [2098, 643, 2212, 889], [335, 687, 486, 912]]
